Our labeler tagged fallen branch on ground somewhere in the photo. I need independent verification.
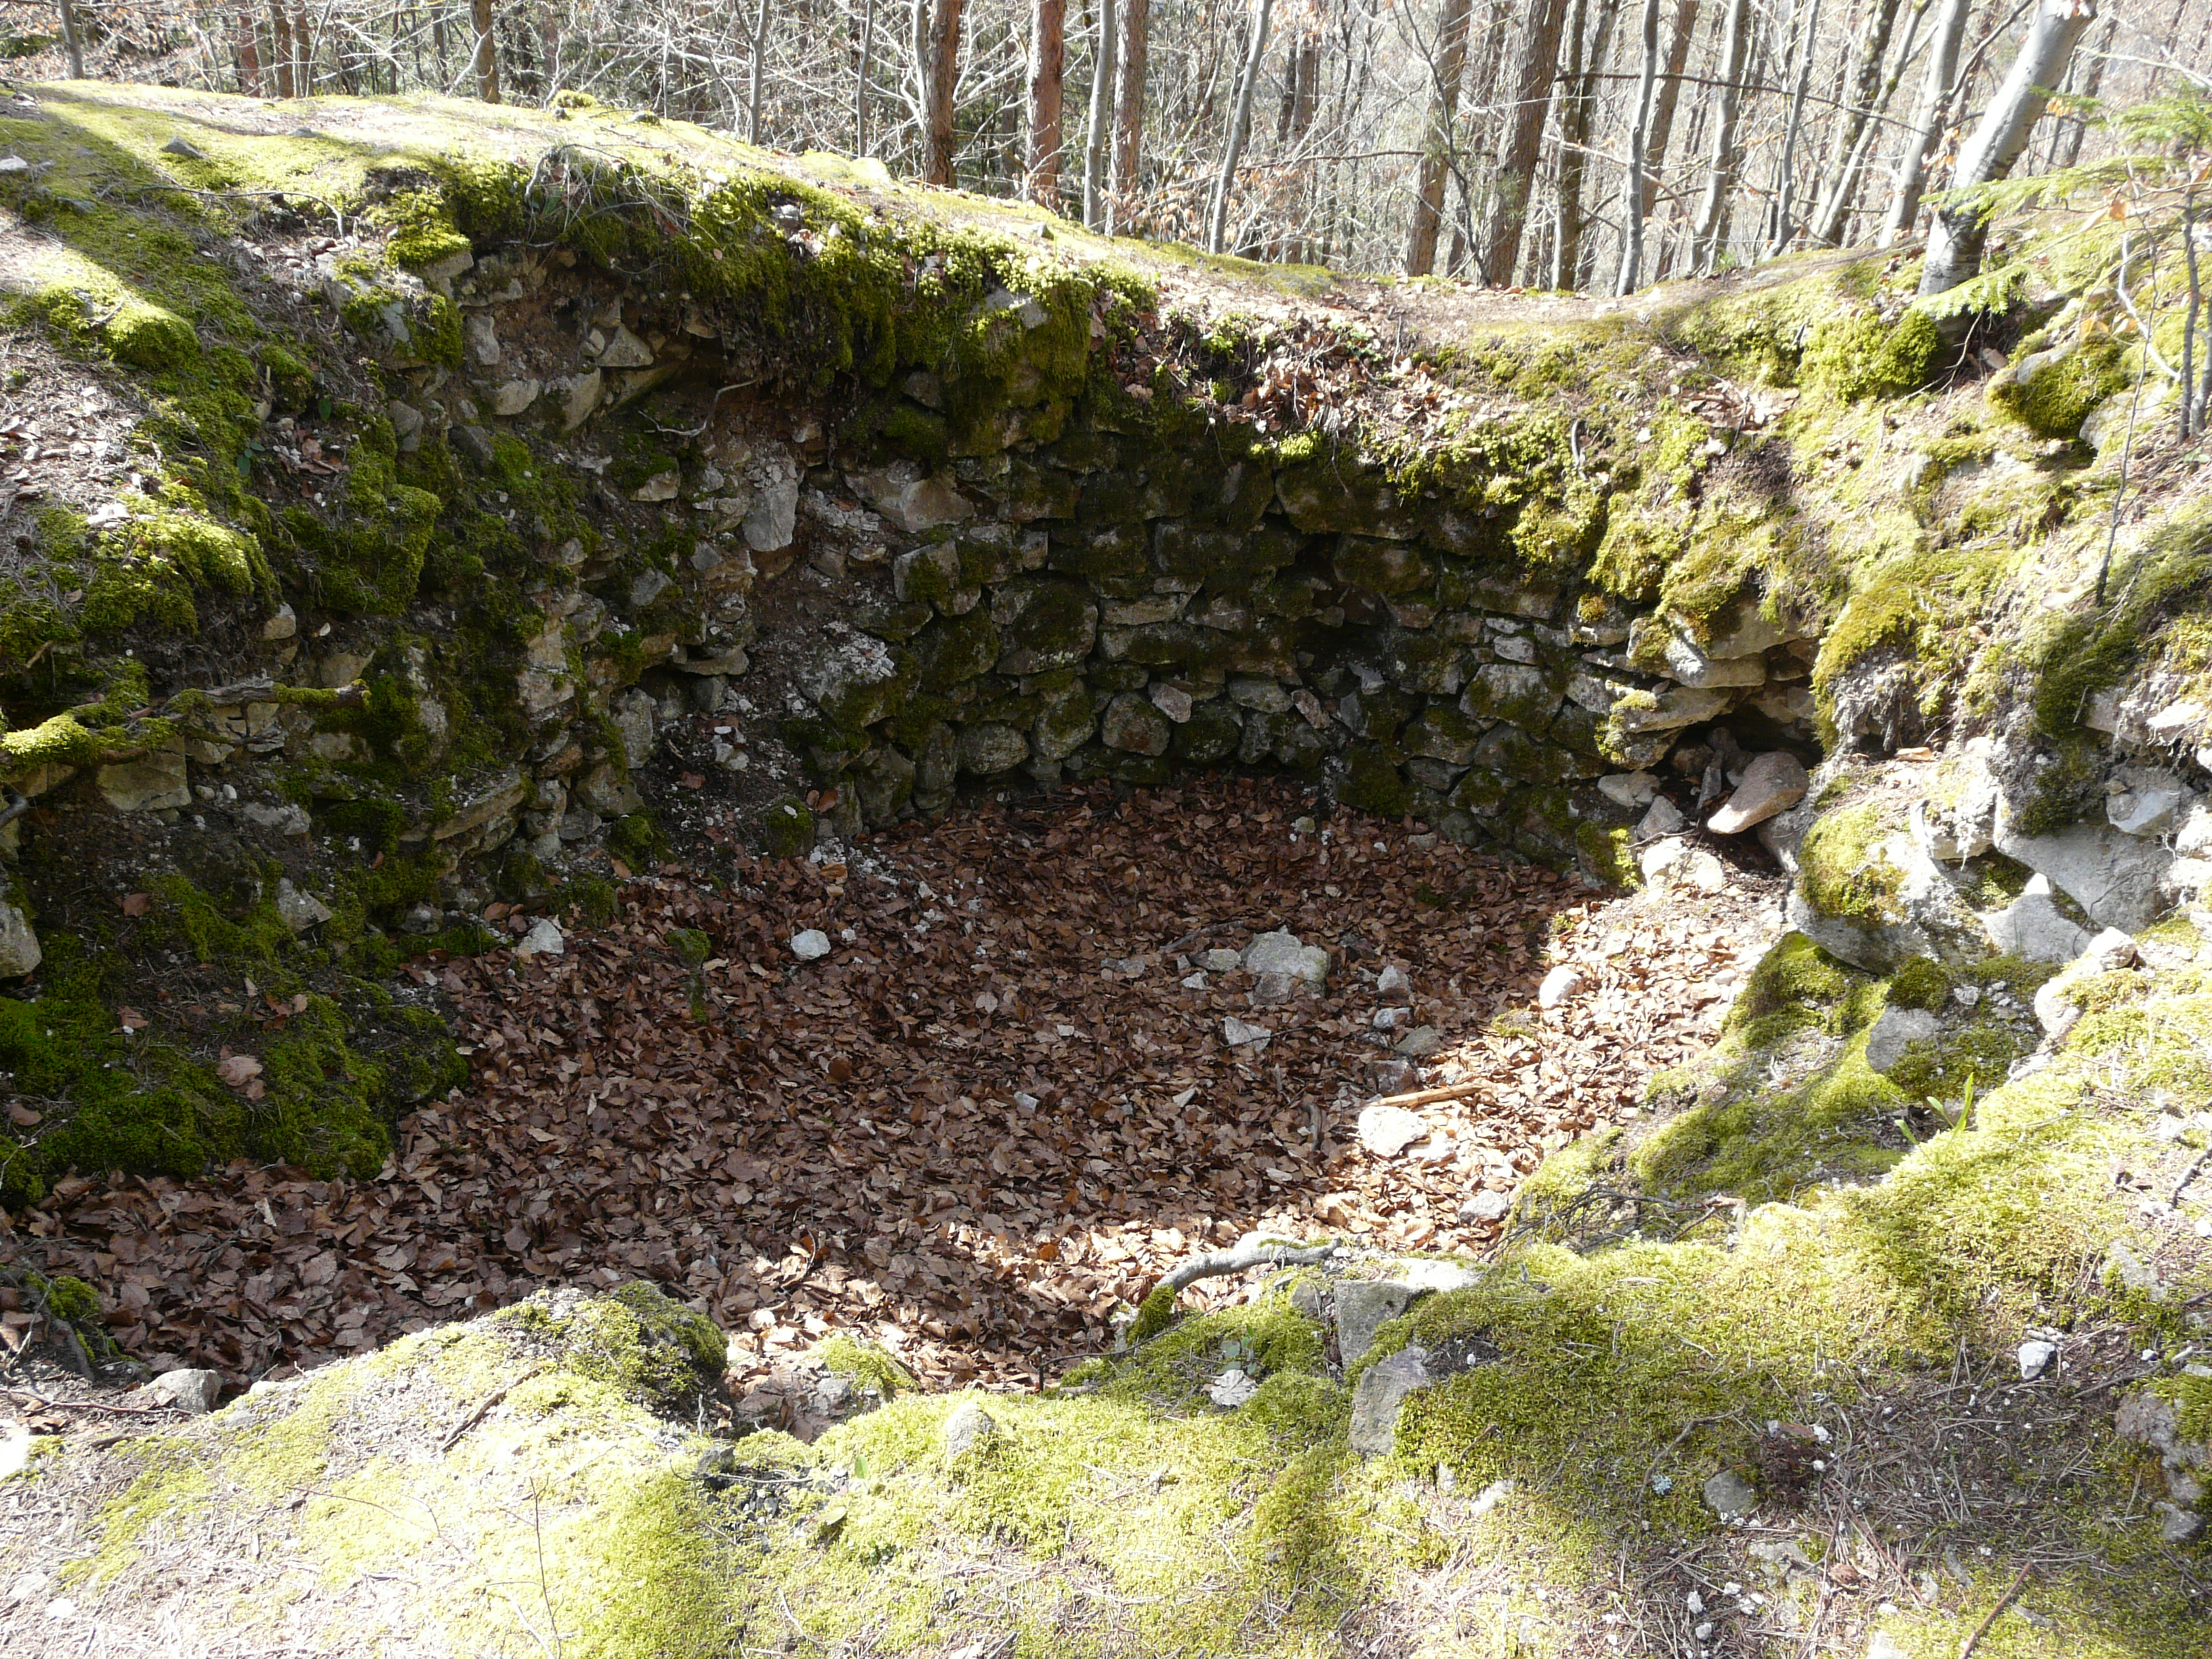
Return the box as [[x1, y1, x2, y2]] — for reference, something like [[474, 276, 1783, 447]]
[[1153, 1240, 1336, 1297]]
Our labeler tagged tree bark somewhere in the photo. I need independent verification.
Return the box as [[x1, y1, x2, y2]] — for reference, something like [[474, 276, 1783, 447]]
[[1554, 0, 1621, 291], [1807, 0, 1907, 242], [1764, 0, 1823, 257], [1205, 0, 1274, 255], [1919, 0, 2097, 298], [470, 0, 499, 103], [1616, 0, 1664, 293], [235, 9, 260, 93], [2051, 12, 2110, 169], [1879, 0, 1969, 247], [748, 0, 769, 142], [1025, 0, 1065, 204], [1810, 0, 1926, 246], [1406, 0, 1475, 276], [918, 0, 965, 185], [270, 1, 296, 97], [291, 1, 310, 94], [1638, 0, 1701, 221], [1689, 0, 1750, 271], [1110, 0, 1149, 232], [1476, 0, 1573, 285], [855, 0, 875, 154], [56, 0, 84, 77], [1082, 0, 1117, 229]]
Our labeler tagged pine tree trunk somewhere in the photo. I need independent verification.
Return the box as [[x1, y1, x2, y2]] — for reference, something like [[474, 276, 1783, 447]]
[[1205, 0, 1274, 254], [1476, 0, 1573, 285], [1406, 0, 1475, 276], [1616, 0, 1663, 293], [1025, 0, 1066, 204], [1919, 0, 2097, 297], [1110, 0, 1149, 232], [1082, 0, 1117, 229], [1879, 0, 1968, 247], [1689, 0, 1750, 271]]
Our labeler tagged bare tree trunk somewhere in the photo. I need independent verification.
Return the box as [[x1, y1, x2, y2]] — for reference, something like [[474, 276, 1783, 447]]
[[1554, 0, 1620, 289], [1616, 0, 1663, 293], [292, 0, 310, 93], [1811, 0, 1926, 245], [1638, 0, 1701, 220], [1205, 0, 1273, 254], [1919, 0, 2097, 297], [270, 1, 296, 96], [1406, 0, 1475, 275], [1477, 0, 1573, 284], [749, 0, 769, 140], [1879, 0, 1968, 247], [1764, 0, 1823, 257], [2052, 12, 2110, 169], [1082, 0, 1117, 228], [1025, 0, 1065, 205], [856, 0, 876, 153], [470, 0, 499, 102], [1807, 0, 1906, 240], [1110, 0, 1149, 232], [57, 0, 85, 77], [918, 0, 965, 184], [236, 8, 261, 91], [1689, 0, 1750, 271]]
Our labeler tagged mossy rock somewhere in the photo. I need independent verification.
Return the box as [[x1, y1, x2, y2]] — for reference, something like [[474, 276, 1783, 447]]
[[1986, 334, 2128, 438]]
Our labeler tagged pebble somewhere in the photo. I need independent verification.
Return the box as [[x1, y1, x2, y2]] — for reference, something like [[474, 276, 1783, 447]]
[[1375, 964, 1412, 1002], [1221, 1015, 1272, 1049], [940, 1398, 998, 1459], [1202, 947, 1242, 973], [2018, 1339, 2057, 1380], [790, 928, 832, 961], [515, 918, 565, 958], [1457, 1191, 1512, 1224]]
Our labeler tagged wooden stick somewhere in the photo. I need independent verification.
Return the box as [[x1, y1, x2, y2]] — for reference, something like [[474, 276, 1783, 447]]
[[1958, 1563, 2032, 1659], [1365, 1080, 1493, 1111]]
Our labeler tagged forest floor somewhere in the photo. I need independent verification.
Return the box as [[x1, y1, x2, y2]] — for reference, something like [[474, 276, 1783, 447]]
[[2, 776, 1782, 1396]]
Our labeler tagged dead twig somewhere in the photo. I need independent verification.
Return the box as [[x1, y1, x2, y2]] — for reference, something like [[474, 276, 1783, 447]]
[[1958, 1563, 2032, 1659]]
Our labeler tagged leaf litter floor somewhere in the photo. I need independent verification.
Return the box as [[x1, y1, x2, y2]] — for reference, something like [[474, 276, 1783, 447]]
[[7, 778, 1783, 1393]]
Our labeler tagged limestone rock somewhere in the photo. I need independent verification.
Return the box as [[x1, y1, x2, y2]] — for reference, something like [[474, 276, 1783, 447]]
[[516, 918, 565, 958], [1357, 1104, 1428, 1158], [464, 312, 501, 365], [1708, 752, 1809, 834], [558, 369, 605, 431], [1658, 628, 1766, 689], [0, 899, 39, 977], [1149, 680, 1194, 723], [1375, 964, 1412, 1004], [941, 1398, 998, 1460], [1612, 684, 1734, 735], [1597, 771, 1660, 809], [1789, 831, 1988, 973], [1982, 874, 2090, 964], [596, 325, 655, 368], [1393, 1025, 1441, 1056], [1864, 1006, 1936, 1073], [490, 377, 541, 417], [1221, 1016, 1271, 1050], [1240, 930, 1330, 991], [1457, 1190, 1512, 1224], [1992, 815, 2173, 933], [145, 1368, 221, 1414], [1537, 964, 1582, 1009], [632, 468, 681, 503], [1702, 1469, 1757, 1519], [2018, 1340, 2057, 1380], [1349, 1345, 1433, 1456], [1335, 1281, 1414, 1367], [2032, 928, 2139, 1038], [956, 722, 1028, 775], [790, 928, 832, 962], [260, 603, 298, 642], [243, 801, 312, 837], [98, 750, 190, 812], [743, 470, 800, 554], [1102, 693, 1171, 756], [853, 460, 973, 534], [274, 879, 333, 935]]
